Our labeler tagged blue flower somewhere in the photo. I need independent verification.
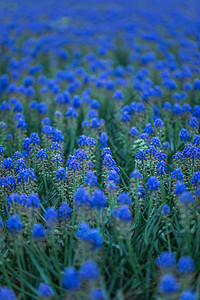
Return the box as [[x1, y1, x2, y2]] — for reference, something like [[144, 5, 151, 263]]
[[85, 171, 97, 187], [118, 205, 132, 221], [0, 74, 9, 90], [55, 93, 65, 105], [73, 95, 81, 108], [140, 133, 149, 140], [180, 290, 197, 300], [7, 134, 13, 140], [38, 283, 53, 298], [74, 187, 90, 206], [121, 111, 131, 122], [42, 126, 54, 137], [156, 162, 167, 175], [81, 120, 89, 127], [44, 207, 58, 227], [32, 224, 46, 239], [37, 102, 48, 114], [150, 137, 161, 147], [173, 152, 184, 161], [100, 132, 108, 148], [180, 192, 194, 205], [183, 144, 197, 159], [77, 223, 102, 249], [41, 118, 51, 126], [173, 104, 182, 115], [163, 142, 170, 150], [0, 217, 3, 228], [0, 287, 15, 300], [146, 145, 157, 157], [117, 193, 131, 205], [144, 123, 154, 134], [58, 202, 71, 220], [183, 82, 192, 90], [130, 169, 143, 180], [0, 145, 4, 156], [77, 223, 91, 240], [78, 135, 88, 146], [179, 128, 190, 142], [15, 159, 26, 174], [62, 267, 80, 290], [91, 118, 100, 129], [67, 156, 81, 171], [189, 116, 199, 129], [112, 205, 132, 222], [37, 149, 48, 160], [129, 127, 139, 137], [193, 135, 200, 146], [171, 169, 184, 181], [174, 181, 186, 195], [102, 154, 117, 170], [138, 186, 145, 199], [193, 105, 200, 118], [136, 149, 147, 161], [50, 142, 62, 151], [30, 132, 41, 145], [3, 176, 16, 189], [154, 118, 164, 127], [24, 75, 34, 87], [136, 102, 145, 113], [155, 150, 166, 161], [193, 79, 200, 90], [90, 289, 105, 300], [65, 107, 77, 118], [146, 176, 160, 193], [79, 260, 99, 280], [87, 229, 103, 249], [17, 168, 36, 184], [56, 167, 67, 180], [2, 158, 14, 170], [102, 148, 112, 158], [178, 256, 195, 274], [53, 129, 64, 143], [13, 101, 23, 113], [30, 100, 38, 110], [113, 90, 124, 101], [6, 215, 22, 234], [16, 118, 27, 130], [191, 171, 200, 186], [107, 170, 119, 185], [0, 122, 6, 128], [159, 274, 179, 294], [155, 251, 176, 269], [74, 149, 88, 162], [90, 190, 106, 210], [91, 100, 100, 109], [26, 193, 40, 208], [88, 109, 98, 119], [162, 204, 170, 215], [7, 193, 26, 205]]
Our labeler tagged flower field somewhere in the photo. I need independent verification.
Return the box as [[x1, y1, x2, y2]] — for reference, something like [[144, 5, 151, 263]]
[[0, 0, 200, 299]]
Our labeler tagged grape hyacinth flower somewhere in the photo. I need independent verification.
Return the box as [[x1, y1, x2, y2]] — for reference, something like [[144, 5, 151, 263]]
[[177, 256, 195, 274], [155, 251, 176, 269], [146, 176, 160, 193], [6, 215, 22, 234], [79, 260, 99, 281], [38, 283, 53, 298], [0, 287, 16, 300], [62, 267, 80, 290], [32, 224, 46, 239], [159, 274, 179, 294]]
